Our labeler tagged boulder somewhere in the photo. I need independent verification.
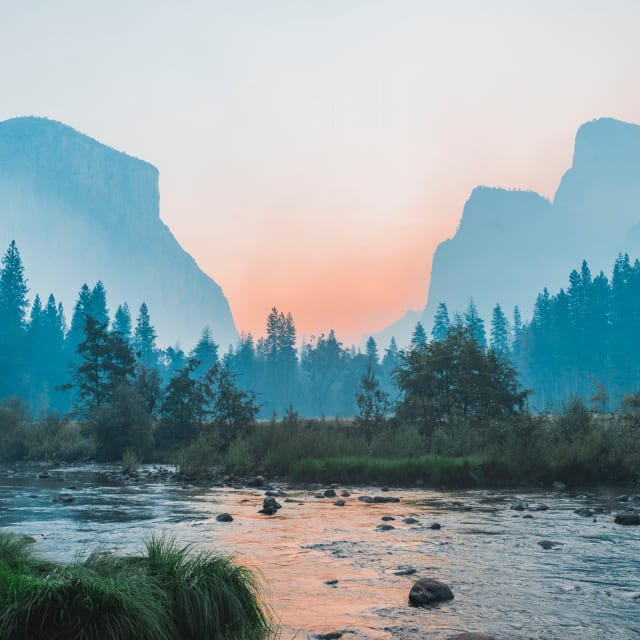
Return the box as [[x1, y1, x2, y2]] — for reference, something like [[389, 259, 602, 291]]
[[258, 505, 278, 516], [333, 500, 346, 507], [614, 510, 640, 525], [358, 495, 374, 503], [216, 513, 233, 522], [323, 488, 337, 498], [263, 496, 281, 510], [403, 517, 419, 525], [429, 522, 442, 530], [408, 578, 454, 606], [246, 476, 265, 488], [376, 524, 395, 531], [510, 500, 528, 511], [381, 516, 395, 521]]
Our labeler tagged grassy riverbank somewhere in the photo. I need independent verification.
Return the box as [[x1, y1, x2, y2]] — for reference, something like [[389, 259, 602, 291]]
[[1, 396, 639, 487], [0, 532, 272, 640]]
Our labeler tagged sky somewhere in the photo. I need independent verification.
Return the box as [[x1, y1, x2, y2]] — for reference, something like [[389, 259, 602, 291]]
[[2, 1, 640, 345]]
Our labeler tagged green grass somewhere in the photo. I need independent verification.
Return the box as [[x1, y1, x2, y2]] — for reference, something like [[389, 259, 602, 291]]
[[291, 454, 487, 486], [0, 532, 273, 640]]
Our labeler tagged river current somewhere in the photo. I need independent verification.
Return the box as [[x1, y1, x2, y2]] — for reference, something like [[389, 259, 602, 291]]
[[0, 464, 638, 639]]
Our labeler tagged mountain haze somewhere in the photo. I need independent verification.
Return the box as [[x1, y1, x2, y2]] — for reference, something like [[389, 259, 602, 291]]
[[0, 117, 237, 350], [378, 117, 640, 347]]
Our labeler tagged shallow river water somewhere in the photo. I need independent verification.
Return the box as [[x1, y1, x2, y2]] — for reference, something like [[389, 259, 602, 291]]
[[0, 464, 639, 639]]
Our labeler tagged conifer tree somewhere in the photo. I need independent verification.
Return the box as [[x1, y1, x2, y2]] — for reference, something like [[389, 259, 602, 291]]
[[431, 303, 450, 342], [411, 322, 428, 348], [0, 241, 29, 397], [113, 303, 132, 342], [490, 303, 510, 358], [133, 303, 157, 368]]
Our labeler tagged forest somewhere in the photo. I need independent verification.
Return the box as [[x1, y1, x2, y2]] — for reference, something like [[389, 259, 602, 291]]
[[1, 240, 640, 484]]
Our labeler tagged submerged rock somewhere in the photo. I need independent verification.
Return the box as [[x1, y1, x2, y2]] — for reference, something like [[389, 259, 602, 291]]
[[575, 507, 594, 517], [403, 517, 419, 525], [358, 495, 374, 503], [394, 567, 417, 576], [372, 496, 400, 503], [445, 634, 496, 640], [614, 510, 640, 525], [333, 500, 345, 507], [429, 522, 442, 530], [376, 524, 395, 531], [538, 540, 562, 550], [408, 578, 454, 606], [53, 493, 74, 503]]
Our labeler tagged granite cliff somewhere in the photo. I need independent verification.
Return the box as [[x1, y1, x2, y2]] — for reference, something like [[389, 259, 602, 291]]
[[379, 118, 640, 347], [0, 117, 237, 350]]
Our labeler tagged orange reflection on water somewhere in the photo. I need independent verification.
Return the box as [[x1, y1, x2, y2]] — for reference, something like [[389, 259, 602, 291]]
[[204, 488, 434, 639]]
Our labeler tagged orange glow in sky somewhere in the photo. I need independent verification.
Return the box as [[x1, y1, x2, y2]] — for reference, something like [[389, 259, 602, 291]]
[[2, 2, 640, 345]]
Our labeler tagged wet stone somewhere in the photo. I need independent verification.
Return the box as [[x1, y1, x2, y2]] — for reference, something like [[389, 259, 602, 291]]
[[538, 540, 562, 550], [615, 510, 640, 525], [216, 513, 233, 522], [381, 516, 395, 521], [429, 522, 442, 530], [376, 524, 395, 531], [409, 577, 454, 606], [403, 517, 419, 525], [324, 488, 337, 498], [333, 500, 346, 507], [394, 567, 417, 576]]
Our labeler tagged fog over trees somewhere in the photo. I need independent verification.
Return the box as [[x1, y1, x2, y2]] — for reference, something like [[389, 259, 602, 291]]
[[3, 240, 640, 442]]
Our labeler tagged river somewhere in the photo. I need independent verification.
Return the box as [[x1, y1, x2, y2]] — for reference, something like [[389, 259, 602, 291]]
[[0, 464, 638, 639]]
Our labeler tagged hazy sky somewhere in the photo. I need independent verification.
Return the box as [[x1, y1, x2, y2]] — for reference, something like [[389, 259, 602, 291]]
[[2, 1, 640, 344]]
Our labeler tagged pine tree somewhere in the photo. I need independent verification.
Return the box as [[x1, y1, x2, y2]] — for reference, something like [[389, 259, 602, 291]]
[[365, 336, 380, 365], [0, 241, 29, 397], [113, 303, 132, 342], [489, 303, 510, 358], [190, 326, 219, 378], [133, 303, 157, 368], [411, 322, 428, 349], [74, 316, 136, 417], [464, 299, 486, 348], [431, 303, 450, 342]]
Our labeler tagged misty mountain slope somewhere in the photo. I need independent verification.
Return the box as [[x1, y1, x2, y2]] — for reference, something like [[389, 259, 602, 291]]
[[0, 116, 237, 350], [377, 117, 640, 347]]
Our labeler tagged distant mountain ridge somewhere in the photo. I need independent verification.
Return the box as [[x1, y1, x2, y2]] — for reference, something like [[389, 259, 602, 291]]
[[376, 117, 640, 347], [0, 116, 238, 350]]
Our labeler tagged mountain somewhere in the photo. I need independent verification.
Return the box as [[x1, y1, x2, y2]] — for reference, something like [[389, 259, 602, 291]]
[[377, 117, 640, 347], [0, 117, 237, 350]]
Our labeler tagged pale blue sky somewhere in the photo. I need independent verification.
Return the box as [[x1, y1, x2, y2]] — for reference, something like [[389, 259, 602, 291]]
[[2, 1, 640, 341]]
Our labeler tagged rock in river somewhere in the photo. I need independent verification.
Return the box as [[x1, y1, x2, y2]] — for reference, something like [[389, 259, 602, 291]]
[[615, 510, 640, 525], [445, 634, 496, 640], [409, 578, 454, 606], [263, 496, 282, 510], [216, 513, 233, 522]]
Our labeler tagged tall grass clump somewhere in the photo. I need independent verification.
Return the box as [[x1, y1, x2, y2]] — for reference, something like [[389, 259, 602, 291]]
[[0, 532, 272, 640], [145, 535, 270, 640]]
